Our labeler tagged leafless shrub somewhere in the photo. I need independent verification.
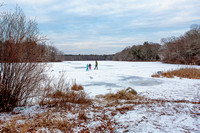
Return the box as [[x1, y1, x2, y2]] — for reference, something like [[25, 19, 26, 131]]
[[0, 7, 48, 112], [0, 5, 66, 112]]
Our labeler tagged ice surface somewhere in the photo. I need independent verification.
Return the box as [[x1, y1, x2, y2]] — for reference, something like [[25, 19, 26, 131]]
[[48, 61, 200, 101]]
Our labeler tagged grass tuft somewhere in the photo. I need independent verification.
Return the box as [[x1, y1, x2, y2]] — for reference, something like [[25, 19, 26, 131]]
[[71, 83, 84, 91], [41, 89, 92, 107], [99, 88, 139, 101], [78, 111, 88, 120], [39, 73, 92, 108], [151, 68, 200, 79]]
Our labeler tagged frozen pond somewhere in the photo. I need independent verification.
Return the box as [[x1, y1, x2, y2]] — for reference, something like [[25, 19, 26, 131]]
[[48, 61, 200, 101]]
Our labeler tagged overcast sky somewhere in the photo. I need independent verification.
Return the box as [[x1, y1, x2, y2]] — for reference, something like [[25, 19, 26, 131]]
[[1, 0, 200, 54]]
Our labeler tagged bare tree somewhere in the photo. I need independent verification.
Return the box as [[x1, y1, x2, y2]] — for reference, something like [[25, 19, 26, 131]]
[[0, 6, 47, 111], [160, 25, 200, 65]]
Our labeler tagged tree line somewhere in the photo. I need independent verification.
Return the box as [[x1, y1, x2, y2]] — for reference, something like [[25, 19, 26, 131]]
[[160, 25, 200, 65], [113, 42, 161, 61], [113, 26, 200, 65], [64, 54, 114, 61]]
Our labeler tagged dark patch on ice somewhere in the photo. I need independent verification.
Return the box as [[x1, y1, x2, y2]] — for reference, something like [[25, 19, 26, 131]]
[[89, 76, 93, 79], [119, 76, 143, 81], [102, 65, 113, 67], [84, 82, 121, 88], [119, 75, 162, 86], [59, 70, 70, 73], [74, 67, 86, 69], [131, 80, 162, 86], [64, 62, 72, 64]]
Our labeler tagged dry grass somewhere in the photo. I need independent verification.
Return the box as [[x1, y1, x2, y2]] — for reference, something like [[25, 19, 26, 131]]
[[71, 83, 84, 91], [98, 88, 139, 101], [0, 87, 141, 132], [40, 89, 92, 108], [1, 95, 199, 132], [39, 73, 92, 108], [0, 104, 119, 132], [151, 74, 160, 78], [151, 68, 200, 79], [0, 112, 77, 132], [78, 110, 88, 120]]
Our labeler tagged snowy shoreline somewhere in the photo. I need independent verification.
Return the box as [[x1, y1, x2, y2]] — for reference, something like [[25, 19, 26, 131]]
[[1, 61, 199, 132]]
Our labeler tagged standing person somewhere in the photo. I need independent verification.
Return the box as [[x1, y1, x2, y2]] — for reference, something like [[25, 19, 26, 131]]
[[89, 64, 91, 70], [86, 64, 89, 71], [94, 60, 98, 70]]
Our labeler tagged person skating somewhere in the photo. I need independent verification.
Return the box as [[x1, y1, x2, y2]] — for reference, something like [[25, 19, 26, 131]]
[[89, 64, 91, 70], [86, 64, 89, 71], [94, 60, 98, 70]]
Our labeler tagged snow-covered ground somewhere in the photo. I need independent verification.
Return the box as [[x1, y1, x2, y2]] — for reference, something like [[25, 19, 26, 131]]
[[1, 61, 200, 132], [48, 61, 200, 101]]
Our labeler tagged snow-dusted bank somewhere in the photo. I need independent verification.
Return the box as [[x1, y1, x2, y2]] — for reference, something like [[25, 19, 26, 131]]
[[48, 61, 200, 102], [1, 61, 199, 132]]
